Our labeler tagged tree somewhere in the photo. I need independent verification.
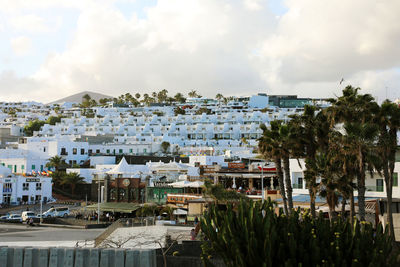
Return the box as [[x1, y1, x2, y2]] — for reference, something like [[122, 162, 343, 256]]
[[46, 156, 68, 171], [289, 105, 330, 218], [46, 115, 63, 125], [375, 101, 400, 238], [188, 90, 201, 98], [135, 93, 141, 100], [82, 93, 91, 102], [329, 86, 379, 221], [24, 119, 45, 136], [61, 172, 85, 195], [174, 93, 186, 103], [160, 141, 170, 154], [259, 121, 289, 215], [157, 89, 169, 103]]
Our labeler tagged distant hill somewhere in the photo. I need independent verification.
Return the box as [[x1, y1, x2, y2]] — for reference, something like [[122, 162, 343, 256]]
[[48, 91, 113, 104]]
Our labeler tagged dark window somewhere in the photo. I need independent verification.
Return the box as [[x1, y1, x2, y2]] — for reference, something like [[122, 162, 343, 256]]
[[72, 148, 77, 155], [80, 148, 85, 155]]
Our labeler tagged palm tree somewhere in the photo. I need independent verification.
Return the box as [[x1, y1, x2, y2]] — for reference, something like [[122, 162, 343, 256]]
[[375, 101, 400, 238], [188, 90, 201, 98], [259, 121, 289, 215], [278, 122, 295, 212], [61, 172, 85, 195], [290, 105, 330, 218], [135, 93, 141, 100], [174, 93, 186, 103], [329, 86, 379, 221], [46, 156, 67, 171]]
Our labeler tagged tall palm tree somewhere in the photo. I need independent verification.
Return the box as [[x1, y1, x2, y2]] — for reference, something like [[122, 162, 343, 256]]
[[375, 101, 400, 238], [278, 122, 295, 212], [61, 172, 85, 195], [259, 121, 289, 215], [290, 105, 330, 218], [329, 86, 379, 221]]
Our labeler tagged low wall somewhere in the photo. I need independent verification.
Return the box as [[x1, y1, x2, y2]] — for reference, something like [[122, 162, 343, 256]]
[[0, 247, 156, 267]]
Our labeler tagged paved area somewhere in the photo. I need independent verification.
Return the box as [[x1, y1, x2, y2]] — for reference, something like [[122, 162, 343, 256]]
[[100, 225, 192, 249], [0, 223, 104, 247]]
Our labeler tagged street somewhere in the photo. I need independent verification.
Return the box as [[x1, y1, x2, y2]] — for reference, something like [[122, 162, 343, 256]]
[[0, 223, 104, 247]]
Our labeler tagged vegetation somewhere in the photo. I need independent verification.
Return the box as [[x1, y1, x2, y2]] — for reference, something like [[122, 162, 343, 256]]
[[60, 172, 85, 195], [160, 141, 170, 154], [201, 198, 395, 267], [258, 85, 400, 240]]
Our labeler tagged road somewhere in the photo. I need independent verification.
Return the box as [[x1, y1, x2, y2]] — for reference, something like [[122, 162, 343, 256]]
[[0, 223, 104, 247]]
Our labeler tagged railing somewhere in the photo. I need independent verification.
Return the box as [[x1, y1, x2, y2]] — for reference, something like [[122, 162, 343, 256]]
[[292, 184, 303, 189], [366, 186, 384, 192]]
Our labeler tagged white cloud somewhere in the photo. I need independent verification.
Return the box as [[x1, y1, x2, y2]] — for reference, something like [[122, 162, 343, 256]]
[[10, 14, 51, 33], [10, 36, 32, 56]]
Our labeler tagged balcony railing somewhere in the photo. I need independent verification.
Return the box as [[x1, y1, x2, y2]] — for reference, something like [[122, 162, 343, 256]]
[[292, 184, 303, 189], [366, 185, 384, 192]]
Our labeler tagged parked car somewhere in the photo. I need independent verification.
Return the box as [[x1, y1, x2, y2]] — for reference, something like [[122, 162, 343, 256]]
[[21, 211, 37, 222], [42, 207, 70, 218], [6, 214, 22, 222]]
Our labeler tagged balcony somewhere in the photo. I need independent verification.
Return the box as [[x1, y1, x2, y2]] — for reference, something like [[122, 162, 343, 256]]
[[366, 185, 384, 192], [292, 184, 303, 189]]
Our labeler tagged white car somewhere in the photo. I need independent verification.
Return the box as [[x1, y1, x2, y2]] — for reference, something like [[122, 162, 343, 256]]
[[21, 211, 37, 222], [6, 214, 22, 222], [42, 207, 70, 218]]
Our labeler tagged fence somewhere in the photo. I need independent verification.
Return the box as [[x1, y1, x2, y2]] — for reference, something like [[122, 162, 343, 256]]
[[0, 247, 156, 267]]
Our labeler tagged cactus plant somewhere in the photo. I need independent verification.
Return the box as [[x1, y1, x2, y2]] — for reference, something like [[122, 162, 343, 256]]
[[201, 198, 395, 267]]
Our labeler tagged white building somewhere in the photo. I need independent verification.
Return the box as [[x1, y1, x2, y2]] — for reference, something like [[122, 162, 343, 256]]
[[0, 165, 52, 205], [289, 159, 400, 198]]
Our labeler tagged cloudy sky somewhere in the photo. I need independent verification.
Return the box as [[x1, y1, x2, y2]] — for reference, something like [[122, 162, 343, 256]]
[[1, 0, 399, 103]]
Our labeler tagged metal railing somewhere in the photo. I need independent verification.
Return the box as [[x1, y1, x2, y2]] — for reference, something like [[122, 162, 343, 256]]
[[292, 184, 303, 189], [366, 185, 384, 192]]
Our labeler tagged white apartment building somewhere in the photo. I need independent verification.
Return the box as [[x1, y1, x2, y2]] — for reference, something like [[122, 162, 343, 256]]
[[289, 159, 400, 198]]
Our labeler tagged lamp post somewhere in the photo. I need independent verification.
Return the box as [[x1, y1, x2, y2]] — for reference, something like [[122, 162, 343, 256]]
[[261, 164, 264, 204], [97, 177, 100, 224], [40, 177, 43, 224]]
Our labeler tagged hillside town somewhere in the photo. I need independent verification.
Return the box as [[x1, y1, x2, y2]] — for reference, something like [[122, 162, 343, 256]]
[[1, 89, 400, 266]]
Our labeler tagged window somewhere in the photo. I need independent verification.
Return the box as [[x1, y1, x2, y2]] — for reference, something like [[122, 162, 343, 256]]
[[119, 149, 123, 154], [129, 149, 133, 153], [21, 165, 24, 170], [3, 183, 12, 192], [40, 165, 43, 171], [106, 149, 110, 154], [96, 149, 100, 153], [80, 148, 85, 155], [31, 165, 35, 170], [376, 179, 384, 192], [23, 183, 29, 191], [88, 149, 92, 155], [394, 173, 398, 187], [36, 183, 42, 190], [73, 148, 77, 155], [61, 148, 67, 155]]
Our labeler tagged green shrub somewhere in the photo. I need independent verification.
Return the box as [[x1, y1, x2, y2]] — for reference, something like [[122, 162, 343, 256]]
[[201, 198, 395, 267]]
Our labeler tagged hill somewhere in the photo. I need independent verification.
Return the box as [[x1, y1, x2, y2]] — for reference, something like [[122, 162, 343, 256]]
[[47, 91, 113, 104]]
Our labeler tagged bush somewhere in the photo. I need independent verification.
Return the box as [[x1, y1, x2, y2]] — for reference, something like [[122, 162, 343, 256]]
[[200, 198, 395, 267]]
